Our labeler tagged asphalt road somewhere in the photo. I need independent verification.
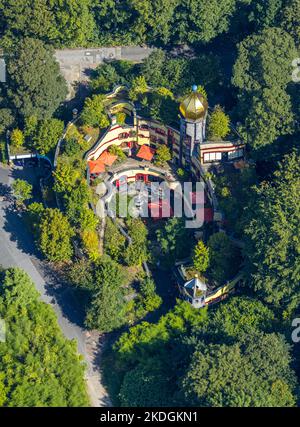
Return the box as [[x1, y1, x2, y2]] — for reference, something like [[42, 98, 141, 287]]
[[0, 165, 110, 407]]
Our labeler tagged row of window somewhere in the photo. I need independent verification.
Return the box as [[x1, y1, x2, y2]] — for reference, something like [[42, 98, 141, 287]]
[[203, 149, 243, 163]]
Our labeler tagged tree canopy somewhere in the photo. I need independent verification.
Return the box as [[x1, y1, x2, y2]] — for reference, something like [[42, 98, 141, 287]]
[[0, 267, 89, 407], [6, 38, 67, 120]]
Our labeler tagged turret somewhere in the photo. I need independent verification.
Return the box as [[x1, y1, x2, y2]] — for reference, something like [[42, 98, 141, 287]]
[[179, 85, 208, 168]]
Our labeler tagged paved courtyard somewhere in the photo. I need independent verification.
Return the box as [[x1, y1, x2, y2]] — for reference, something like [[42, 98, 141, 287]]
[[55, 46, 153, 98]]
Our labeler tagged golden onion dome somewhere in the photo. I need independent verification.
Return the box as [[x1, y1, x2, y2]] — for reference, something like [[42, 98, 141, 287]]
[[179, 85, 208, 121]]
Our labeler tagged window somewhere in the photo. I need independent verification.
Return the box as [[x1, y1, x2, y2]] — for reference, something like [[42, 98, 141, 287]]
[[203, 152, 222, 162], [228, 149, 243, 160]]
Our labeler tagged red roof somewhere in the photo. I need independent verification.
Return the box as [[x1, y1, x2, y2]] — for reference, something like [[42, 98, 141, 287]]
[[136, 145, 156, 161], [99, 151, 118, 166], [88, 160, 105, 174]]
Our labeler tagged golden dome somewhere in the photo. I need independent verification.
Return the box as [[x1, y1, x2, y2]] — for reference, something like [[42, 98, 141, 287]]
[[179, 87, 208, 121]]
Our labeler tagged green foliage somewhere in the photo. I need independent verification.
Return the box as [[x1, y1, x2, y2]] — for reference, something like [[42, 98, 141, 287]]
[[134, 277, 162, 319], [81, 229, 100, 261], [0, 267, 89, 407], [179, 0, 237, 44], [124, 218, 148, 266], [203, 296, 276, 342], [192, 240, 210, 274], [108, 144, 126, 161], [156, 218, 191, 265], [232, 27, 297, 150], [79, 208, 99, 232], [10, 128, 24, 148], [208, 232, 240, 285], [6, 38, 67, 120], [208, 106, 230, 140], [63, 138, 81, 157], [32, 118, 64, 155], [248, 0, 282, 30], [85, 257, 127, 332], [244, 152, 300, 312], [81, 94, 110, 128], [154, 145, 171, 166], [53, 162, 80, 194], [12, 179, 32, 204], [0, 109, 15, 134], [90, 63, 121, 93], [24, 115, 38, 139], [66, 258, 94, 291], [129, 76, 148, 101], [0, 0, 95, 47], [104, 219, 126, 261], [26, 202, 45, 236], [64, 181, 90, 225], [280, 0, 300, 46], [183, 332, 297, 407], [38, 208, 75, 262]]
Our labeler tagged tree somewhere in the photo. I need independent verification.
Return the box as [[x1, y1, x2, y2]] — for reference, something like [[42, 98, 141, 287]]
[[38, 208, 74, 262], [90, 63, 121, 93], [203, 296, 275, 342], [129, 76, 148, 101], [124, 219, 148, 266], [192, 241, 210, 274], [79, 208, 99, 232], [0, 0, 95, 47], [177, 0, 237, 44], [24, 115, 38, 139], [81, 94, 109, 128], [0, 267, 89, 407], [232, 28, 297, 150], [26, 202, 44, 236], [156, 218, 191, 265], [248, 0, 282, 30], [208, 107, 230, 140], [154, 145, 171, 166], [81, 229, 100, 261], [0, 108, 15, 134], [6, 38, 67, 120], [244, 87, 294, 150], [119, 363, 171, 407], [10, 128, 24, 148], [53, 162, 80, 194], [244, 152, 300, 312], [104, 218, 126, 261], [208, 232, 240, 284], [64, 181, 90, 225], [135, 277, 162, 319], [32, 118, 64, 155], [280, 0, 300, 47], [85, 257, 127, 332], [182, 332, 297, 407], [12, 179, 32, 205]]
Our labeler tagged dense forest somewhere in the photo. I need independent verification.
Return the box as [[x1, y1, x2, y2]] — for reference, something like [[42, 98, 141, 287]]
[[0, 0, 299, 408], [0, 268, 89, 406]]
